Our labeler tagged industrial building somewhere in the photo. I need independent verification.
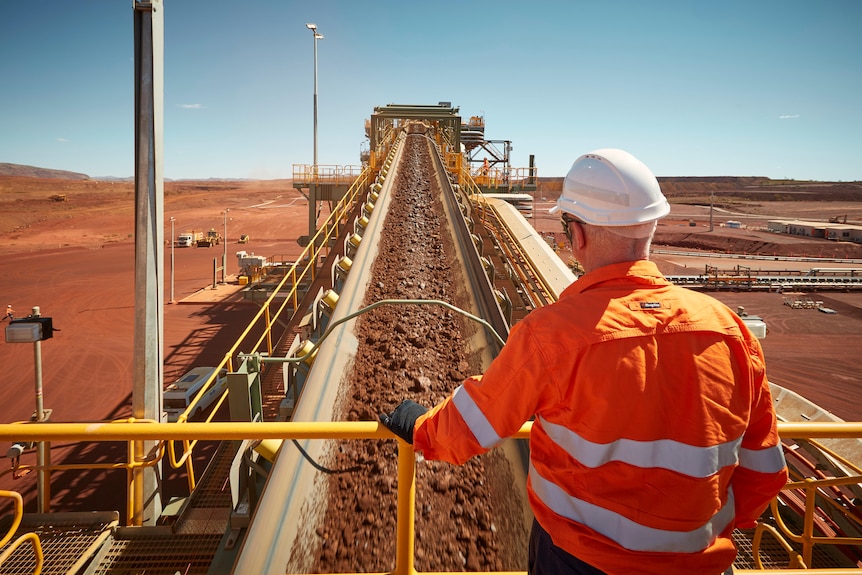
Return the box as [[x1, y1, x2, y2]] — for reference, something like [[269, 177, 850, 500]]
[[767, 219, 862, 243]]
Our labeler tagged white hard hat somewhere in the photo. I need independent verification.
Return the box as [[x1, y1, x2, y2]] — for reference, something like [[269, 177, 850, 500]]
[[551, 149, 670, 233]]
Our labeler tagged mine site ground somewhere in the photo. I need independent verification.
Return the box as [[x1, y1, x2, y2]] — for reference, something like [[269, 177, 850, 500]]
[[0, 174, 861, 522]]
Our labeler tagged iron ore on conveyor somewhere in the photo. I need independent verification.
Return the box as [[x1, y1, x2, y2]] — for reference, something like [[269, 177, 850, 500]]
[[307, 128, 530, 572]]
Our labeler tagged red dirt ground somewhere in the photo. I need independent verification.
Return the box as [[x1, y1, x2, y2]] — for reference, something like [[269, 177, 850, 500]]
[[0, 177, 311, 516], [1, 175, 861, 520]]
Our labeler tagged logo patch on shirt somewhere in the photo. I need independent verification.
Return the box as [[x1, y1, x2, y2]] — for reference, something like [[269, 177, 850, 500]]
[[628, 300, 670, 311]]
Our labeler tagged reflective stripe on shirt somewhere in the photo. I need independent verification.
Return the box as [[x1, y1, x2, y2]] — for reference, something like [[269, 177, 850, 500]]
[[739, 444, 787, 473], [452, 384, 785, 477], [530, 463, 735, 553], [540, 417, 740, 478], [452, 385, 502, 449]]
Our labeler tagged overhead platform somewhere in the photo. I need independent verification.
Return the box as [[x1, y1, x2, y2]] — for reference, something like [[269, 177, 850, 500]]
[[292, 164, 364, 239], [368, 102, 462, 153]]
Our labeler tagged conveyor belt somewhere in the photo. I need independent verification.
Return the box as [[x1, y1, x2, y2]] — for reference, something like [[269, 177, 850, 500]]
[[475, 196, 576, 306], [667, 274, 862, 290], [232, 127, 525, 573]]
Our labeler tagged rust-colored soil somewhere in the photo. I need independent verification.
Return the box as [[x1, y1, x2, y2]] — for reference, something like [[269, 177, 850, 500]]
[[0, 176, 311, 516]]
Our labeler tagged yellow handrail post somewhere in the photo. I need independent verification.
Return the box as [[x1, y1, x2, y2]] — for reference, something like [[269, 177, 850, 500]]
[[0, 531, 43, 575], [184, 439, 197, 493], [394, 440, 417, 575], [264, 305, 273, 357], [291, 266, 299, 312], [802, 480, 817, 568], [0, 490, 24, 547], [753, 521, 807, 569], [0, 490, 44, 572], [130, 439, 142, 526]]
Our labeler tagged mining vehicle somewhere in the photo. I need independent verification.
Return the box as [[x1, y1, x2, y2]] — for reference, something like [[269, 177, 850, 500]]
[[177, 230, 204, 247], [196, 228, 221, 247]]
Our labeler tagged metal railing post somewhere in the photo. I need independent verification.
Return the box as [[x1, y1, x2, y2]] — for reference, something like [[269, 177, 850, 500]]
[[395, 440, 417, 575]]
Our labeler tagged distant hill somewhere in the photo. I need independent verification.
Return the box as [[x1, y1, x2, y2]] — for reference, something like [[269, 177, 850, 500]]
[[539, 175, 861, 202], [0, 163, 89, 180]]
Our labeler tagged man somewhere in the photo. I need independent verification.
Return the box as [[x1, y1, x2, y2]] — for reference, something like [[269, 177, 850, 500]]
[[4, 304, 13, 321], [380, 149, 788, 574]]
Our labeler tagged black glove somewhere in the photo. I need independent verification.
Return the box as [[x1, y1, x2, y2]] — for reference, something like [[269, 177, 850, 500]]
[[379, 400, 428, 444]]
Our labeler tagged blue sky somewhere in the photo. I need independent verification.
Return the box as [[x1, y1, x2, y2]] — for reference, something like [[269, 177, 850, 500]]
[[2, 1, 860, 181]]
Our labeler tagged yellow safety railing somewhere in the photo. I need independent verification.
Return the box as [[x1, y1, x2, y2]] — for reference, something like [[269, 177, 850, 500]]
[[458, 162, 483, 198], [765, 436, 862, 569], [293, 164, 365, 187], [1, 419, 165, 527], [470, 166, 538, 191], [0, 165, 376, 511], [2, 420, 862, 574], [0, 490, 43, 574], [162, 166, 373, 490]]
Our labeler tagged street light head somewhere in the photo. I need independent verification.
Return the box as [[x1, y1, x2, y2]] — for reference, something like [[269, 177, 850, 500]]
[[5, 317, 54, 343], [305, 23, 317, 30], [314, 33, 324, 40]]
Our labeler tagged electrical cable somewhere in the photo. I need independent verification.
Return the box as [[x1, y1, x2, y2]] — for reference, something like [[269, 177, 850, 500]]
[[241, 298, 506, 368], [290, 439, 366, 475]]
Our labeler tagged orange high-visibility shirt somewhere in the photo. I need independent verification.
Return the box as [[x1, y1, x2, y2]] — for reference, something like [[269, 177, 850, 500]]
[[414, 260, 787, 575]]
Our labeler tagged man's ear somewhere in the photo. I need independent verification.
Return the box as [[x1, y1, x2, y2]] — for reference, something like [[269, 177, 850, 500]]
[[572, 221, 587, 251]]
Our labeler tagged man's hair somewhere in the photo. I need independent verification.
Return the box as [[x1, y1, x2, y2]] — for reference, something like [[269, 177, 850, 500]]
[[584, 223, 653, 262]]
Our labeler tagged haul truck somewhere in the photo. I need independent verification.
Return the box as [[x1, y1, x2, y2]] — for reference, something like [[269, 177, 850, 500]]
[[177, 231, 204, 247]]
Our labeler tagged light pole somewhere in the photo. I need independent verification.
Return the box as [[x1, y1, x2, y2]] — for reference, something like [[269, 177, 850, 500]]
[[169, 217, 176, 303], [305, 23, 324, 172], [30, 306, 49, 512], [222, 209, 230, 283], [709, 191, 715, 232], [4, 306, 54, 513]]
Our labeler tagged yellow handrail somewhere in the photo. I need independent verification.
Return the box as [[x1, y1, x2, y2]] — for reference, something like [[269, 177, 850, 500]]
[[0, 169, 375, 525], [754, 522, 808, 569], [293, 164, 364, 187], [470, 166, 538, 190], [2, 421, 862, 573], [0, 490, 44, 574], [162, 167, 373, 481], [769, 475, 862, 567]]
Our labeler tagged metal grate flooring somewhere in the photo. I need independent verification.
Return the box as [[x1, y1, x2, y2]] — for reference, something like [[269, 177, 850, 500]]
[[90, 441, 239, 573], [89, 532, 223, 575], [184, 441, 236, 512], [0, 511, 117, 575], [733, 525, 857, 569], [0, 442, 239, 575]]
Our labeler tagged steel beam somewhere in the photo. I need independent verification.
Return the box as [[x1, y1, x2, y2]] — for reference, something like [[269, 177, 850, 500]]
[[132, 0, 164, 526]]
